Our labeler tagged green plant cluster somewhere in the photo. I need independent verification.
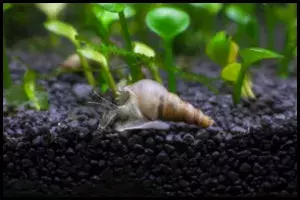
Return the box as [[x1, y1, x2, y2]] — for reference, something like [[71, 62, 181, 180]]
[[3, 3, 296, 111]]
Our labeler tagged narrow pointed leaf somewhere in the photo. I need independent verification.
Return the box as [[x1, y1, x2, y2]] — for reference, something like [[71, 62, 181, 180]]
[[44, 20, 78, 45], [240, 48, 284, 67], [133, 41, 155, 57], [23, 70, 40, 110], [77, 48, 108, 67]]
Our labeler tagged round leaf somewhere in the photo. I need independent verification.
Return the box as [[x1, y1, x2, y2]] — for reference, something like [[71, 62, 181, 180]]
[[133, 41, 155, 57], [146, 7, 190, 40], [225, 4, 254, 25], [189, 3, 223, 15], [221, 62, 242, 83], [206, 31, 231, 67], [35, 3, 67, 19], [240, 48, 284, 67], [44, 20, 78, 45], [77, 48, 108, 68], [97, 3, 126, 13], [93, 4, 135, 29]]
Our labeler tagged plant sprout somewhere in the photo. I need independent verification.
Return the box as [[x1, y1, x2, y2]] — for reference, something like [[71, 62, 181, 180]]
[[146, 6, 190, 92], [133, 41, 162, 83], [92, 4, 136, 84], [23, 69, 49, 110], [207, 31, 283, 105], [44, 20, 96, 87], [5, 65, 49, 111], [35, 3, 68, 46], [77, 48, 117, 97], [97, 3, 141, 82]]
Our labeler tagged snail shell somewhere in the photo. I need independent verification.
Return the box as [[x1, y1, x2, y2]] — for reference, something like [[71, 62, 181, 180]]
[[126, 79, 214, 128]]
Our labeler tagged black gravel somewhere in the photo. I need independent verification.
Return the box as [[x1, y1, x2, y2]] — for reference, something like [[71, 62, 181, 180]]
[[3, 50, 297, 197]]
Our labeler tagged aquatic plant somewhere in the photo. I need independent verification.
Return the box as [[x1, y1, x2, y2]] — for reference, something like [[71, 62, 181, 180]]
[[206, 31, 283, 105], [77, 48, 117, 97], [146, 6, 190, 92], [44, 20, 96, 87], [96, 3, 141, 82], [35, 3, 68, 46]]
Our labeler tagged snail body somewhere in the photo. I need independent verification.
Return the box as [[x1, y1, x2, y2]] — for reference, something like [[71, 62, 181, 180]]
[[99, 79, 214, 132], [126, 79, 214, 128]]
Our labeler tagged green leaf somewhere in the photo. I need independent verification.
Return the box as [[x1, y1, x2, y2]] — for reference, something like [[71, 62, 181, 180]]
[[35, 89, 49, 110], [23, 70, 40, 110], [77, 48, 108, 68], [3, 3, 12, 12], [133, 41, 156, 57], [35, 3, 67, 19], [225, 4, 254, 25], [221, 62, 242, 82], [92, 4, 135, 29], [206, 31, 232, 67], [146, 7, 190, 40], [189, 3, 223, 15], [44, 20, 78, 45], [4, 84, 29, 107], [96, 3, 126, 13], [240, 47, 284, 67], [275, 3, 296, 24]]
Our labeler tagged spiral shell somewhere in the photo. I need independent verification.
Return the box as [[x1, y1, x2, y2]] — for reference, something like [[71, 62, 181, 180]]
[[126, 79, 214, 128]]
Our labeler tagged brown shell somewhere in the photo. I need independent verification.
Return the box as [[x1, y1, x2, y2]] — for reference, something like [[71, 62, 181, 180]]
[[128, 79, 214, 128]]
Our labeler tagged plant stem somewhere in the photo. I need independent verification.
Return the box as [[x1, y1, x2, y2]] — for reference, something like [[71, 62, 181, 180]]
[[149, 63, 162, 84], [94, 19, 111, 87], [75, 42, 96, 87], [78, 54, 96, 87], [102, 63, 117, 97], [233, 64, 248, 105], [164, 39, 176, 93], [118, 11, 140, 82], [3, 36, 12, 89]]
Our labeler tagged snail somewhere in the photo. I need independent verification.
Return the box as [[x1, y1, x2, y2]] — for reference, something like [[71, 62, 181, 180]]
[[98, 79, 214, 132]]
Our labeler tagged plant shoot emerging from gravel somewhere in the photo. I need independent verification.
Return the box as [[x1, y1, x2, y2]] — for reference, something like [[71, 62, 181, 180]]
[[146, 6, 190, 93], [97, 3, 141, 82], [44, 20, 96, 87], [207, 31, 283, 105]]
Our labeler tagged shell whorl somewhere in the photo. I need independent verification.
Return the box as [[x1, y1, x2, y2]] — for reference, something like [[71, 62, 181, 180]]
[[128, 79, 214, 128], [159, 93, 214, 128]]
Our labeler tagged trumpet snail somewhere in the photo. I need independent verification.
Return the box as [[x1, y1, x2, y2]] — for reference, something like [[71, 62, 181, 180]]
[[98, 79, 214, 132]]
